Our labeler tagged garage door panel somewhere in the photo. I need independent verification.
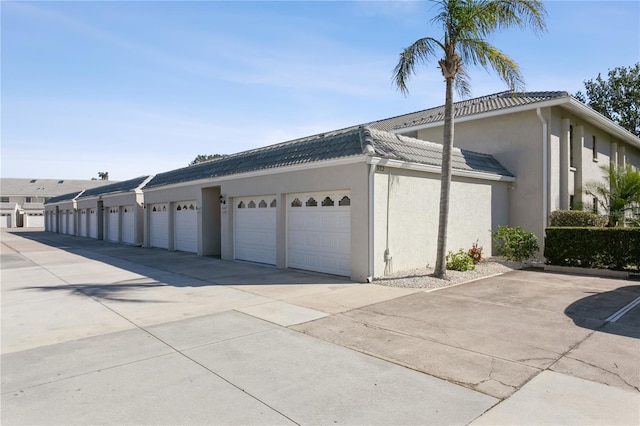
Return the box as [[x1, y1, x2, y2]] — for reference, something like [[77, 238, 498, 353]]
[[78, 210, 87, 236], [150, 204, 169, 249], [287, 191, 350, 277], [107, 208, 119, 242], [235, 196, 276, 265], [122, 206, 135, 244], [89, 209, 97, 239], [174, 202, 197, 253]]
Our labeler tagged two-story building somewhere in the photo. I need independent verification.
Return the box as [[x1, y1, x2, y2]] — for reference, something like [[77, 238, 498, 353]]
[[1, 178, 114, 228]]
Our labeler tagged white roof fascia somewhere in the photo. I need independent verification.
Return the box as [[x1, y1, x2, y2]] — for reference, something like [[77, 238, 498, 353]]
[[392, 97, 640, 149], [367, 157, 516, 182], [564, 98, 640, 149], [143, 155, 370, 193]]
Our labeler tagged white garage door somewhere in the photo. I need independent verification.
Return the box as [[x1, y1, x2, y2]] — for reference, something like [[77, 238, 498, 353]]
[[60, 211, 67, 234], [68, 211, 75, 235], [122, 206, 135, 245], [287, 191, 351, 277], [50, 212, 58, 233], [88, 209, 97, 239], [150, 204, 169, 249], [78, 210, 88, 236], [26, 214, 44, 228], [174, 201, 197, 253], [0, 214, 11, 228], [235, 196, 277, 265], [107, 207, 119, 242]]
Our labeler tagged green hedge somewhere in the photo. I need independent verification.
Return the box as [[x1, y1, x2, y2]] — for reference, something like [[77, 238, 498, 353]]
[[548, 210, 608, 227], [544, 227, 640, 270]]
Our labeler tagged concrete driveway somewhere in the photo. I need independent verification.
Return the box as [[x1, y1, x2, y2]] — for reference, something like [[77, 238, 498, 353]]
[[2, 229, 639, 425], [295, 270, 640, 424]]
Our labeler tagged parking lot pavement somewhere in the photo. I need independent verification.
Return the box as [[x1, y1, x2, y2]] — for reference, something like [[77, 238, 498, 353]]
[[2, 230, 639, 425], [1, 230, 494, 425]]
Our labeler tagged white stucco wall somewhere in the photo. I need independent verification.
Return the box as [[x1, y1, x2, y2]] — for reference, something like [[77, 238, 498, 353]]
[[417, 109, 544, 241], [373, 168, 509, 277], [413, 106, 640, 246]]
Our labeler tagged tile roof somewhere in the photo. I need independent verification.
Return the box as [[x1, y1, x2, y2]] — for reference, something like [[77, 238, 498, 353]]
[[370, 91, 570, 132], [77, 175, 150, 199], [365, 128, 513, 177], [146, 126, 512, 189], [0, 178, 116, 197], [145, 127, 365, 188], [46, 191, 83, 204]]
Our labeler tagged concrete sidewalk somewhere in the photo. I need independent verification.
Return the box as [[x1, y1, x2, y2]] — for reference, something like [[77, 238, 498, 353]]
[[2, 230, 639, 425]]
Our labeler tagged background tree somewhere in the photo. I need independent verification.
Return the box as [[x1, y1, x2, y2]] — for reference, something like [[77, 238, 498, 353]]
[[393, 0, 546, 278], [575, 63, 640, 137], [585, 164, 640, 227], [189, 154, 223, 166]]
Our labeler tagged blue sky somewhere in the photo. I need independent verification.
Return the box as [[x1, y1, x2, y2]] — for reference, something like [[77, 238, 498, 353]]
[[2, 1, 638, 181]]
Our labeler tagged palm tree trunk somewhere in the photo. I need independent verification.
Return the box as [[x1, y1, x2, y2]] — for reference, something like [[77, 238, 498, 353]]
[[434, 76, 455, 278]]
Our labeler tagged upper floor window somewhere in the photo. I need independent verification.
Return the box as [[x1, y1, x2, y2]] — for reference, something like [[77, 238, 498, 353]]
[[25, 197, 32, 203], [592, 135, 598, 161], [1, 197, 9, 203], [569, 125, 574, 167]]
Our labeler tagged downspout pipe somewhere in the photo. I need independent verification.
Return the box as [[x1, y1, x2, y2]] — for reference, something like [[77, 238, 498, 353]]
[[536, 107, 549, 229], [360, 126, 375, 283], [367, 163, 375, 283]]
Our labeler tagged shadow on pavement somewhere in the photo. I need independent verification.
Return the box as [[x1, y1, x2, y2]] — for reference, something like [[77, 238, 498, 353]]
[[18, 281, 171, 304], [6, 230, 353, 304], [564, 285, 640, 339]]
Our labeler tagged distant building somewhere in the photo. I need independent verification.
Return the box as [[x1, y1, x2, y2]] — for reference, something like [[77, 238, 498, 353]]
[[0, 178, 115, 228]]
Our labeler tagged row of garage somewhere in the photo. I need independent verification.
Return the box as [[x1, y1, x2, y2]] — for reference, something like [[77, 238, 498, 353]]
[[46, 206, 135, 243], [142, 191, 351, 277], [0, 211, 44, 228], [46, 186, 352, 277]]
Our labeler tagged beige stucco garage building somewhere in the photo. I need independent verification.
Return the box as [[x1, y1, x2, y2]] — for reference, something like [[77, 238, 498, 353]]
[[142, 126, 513, 281], [45, 176, 151, 244]]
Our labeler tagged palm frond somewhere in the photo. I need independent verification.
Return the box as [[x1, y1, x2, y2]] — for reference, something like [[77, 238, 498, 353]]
[[458, 38, 524, 91], [393, 37, 443, 95], [454, 66, 472, 98]]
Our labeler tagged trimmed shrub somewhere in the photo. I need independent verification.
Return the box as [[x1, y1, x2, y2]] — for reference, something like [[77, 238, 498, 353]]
[[492, 225, 539, 261], [545, 227, 640, 270], [446, 249, 475, 272], [548, 210, 608, 227]]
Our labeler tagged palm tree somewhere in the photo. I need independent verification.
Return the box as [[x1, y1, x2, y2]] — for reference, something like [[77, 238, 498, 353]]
[[393, 0, 546, 278], [585, 164, 640, 227]]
